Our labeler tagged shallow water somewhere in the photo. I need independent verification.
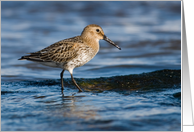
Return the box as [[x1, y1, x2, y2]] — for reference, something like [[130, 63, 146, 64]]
[[1, 80, 181, 131], [1, 1, 181, 131]]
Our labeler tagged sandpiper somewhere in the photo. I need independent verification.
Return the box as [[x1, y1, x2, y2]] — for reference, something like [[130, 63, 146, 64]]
[[19, 24, 121, 92]]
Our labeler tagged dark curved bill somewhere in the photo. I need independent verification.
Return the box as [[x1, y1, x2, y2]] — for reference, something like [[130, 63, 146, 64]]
[[103, 35, 121, 50]]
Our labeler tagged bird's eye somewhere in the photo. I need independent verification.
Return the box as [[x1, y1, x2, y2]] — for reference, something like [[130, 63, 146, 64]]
[[96, 29, 100, 32]]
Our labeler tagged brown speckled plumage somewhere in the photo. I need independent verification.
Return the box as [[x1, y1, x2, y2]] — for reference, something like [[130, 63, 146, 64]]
[[19, 24, 121, 93]]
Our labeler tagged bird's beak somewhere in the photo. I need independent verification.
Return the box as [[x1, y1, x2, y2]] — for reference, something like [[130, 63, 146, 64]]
[[103, 35, 121, 50]]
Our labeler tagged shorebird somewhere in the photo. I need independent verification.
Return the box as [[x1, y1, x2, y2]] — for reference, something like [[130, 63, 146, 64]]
[[19, 24, 121, 92]]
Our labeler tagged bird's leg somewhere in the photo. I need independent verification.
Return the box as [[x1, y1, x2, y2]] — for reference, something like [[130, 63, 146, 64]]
[[60, 69, 65, 90], [70, 73, 83, 92]]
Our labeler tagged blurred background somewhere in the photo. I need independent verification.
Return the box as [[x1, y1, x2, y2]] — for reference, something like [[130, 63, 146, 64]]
[[1, 1, 181, 131], [1, 1, 181, 81]]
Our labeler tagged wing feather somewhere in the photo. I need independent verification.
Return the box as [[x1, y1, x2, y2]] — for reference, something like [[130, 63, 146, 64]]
[[19, 36, 83, 63]]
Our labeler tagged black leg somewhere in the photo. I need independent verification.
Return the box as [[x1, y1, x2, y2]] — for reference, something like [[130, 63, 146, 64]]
[[70, 73, 83, 92], [60, 70, 65, 90]]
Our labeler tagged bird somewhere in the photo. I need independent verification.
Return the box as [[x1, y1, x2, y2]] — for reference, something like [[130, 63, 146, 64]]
[[19, 24, 121, 92]]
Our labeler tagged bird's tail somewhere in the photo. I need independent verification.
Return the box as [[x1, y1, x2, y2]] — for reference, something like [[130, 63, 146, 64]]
[[18, 53, 43, 62], [18, 56, 28, 60]]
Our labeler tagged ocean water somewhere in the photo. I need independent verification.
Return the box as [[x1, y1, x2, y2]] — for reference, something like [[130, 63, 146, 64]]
[[1, 1, 181, 131]]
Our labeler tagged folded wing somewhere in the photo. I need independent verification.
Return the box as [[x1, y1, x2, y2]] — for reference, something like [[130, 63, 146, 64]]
[[19, 37, 82, 63]]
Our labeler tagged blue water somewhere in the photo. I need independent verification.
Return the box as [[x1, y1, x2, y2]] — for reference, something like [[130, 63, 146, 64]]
[[1, 1, 181, 131]]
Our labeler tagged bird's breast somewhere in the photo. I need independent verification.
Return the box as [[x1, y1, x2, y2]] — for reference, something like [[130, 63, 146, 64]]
[[64, 45, 99, 70]]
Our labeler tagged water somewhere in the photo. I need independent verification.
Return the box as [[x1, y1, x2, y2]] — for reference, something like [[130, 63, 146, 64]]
[[1, 83, 181, 131], [1, 1, 181, 131]]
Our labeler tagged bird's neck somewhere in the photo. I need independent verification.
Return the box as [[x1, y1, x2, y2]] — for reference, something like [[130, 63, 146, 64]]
[[82, 35, 100, 53]]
